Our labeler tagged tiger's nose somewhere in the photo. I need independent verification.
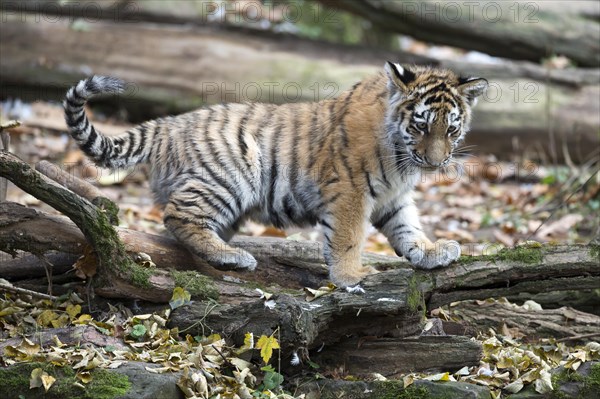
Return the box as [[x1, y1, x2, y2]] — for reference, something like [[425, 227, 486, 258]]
[[423, 155, 443, 167]]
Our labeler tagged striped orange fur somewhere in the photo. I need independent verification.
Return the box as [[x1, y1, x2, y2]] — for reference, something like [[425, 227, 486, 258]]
[[64, 63, 487, 286]]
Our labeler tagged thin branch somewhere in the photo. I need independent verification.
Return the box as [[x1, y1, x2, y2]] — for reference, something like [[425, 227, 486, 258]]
[[36, 160, 105, 202], [0, 120, 18, 202], [0, 283, 58, 301], [527, 168, 600, 240], [556, 332, 600, 343]]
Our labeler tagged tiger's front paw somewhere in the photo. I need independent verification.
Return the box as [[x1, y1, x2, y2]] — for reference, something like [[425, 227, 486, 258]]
[[203, 248, 257, 271], [404, 239, 461, 270], [330, 265, 379, 288]]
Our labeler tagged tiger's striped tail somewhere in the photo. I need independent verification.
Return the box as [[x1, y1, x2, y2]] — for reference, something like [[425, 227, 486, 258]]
[[64, 76, 152, 168]]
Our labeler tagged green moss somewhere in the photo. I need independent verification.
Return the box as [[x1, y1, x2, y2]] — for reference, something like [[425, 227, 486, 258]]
[[128, 264, 154, 288], [459, 246, 543, 265], [590, 244, 600, 261], [0, 362, 130, 399], [550, 362, 600, 399], [87, 369, 131, 399], [0, 363, 30, 394], [91, 197, 119, 225], [170, 270, 219, 300], [407, 275, 425, 315], [495, 246, 543, 264], [583, 362, 600, 396], [371, 381, 429, 399]]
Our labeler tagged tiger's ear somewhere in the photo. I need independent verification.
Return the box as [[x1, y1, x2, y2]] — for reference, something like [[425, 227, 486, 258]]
[[458, 77, 488, 106], [384, 62, 416, 92]]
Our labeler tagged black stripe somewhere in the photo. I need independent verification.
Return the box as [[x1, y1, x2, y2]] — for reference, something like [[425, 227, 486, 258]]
[[184, 185, 236, 218], [365, 170, 377, 198], [179, 192, 224, 220], [421, 82, 448, 98], [392, 224, 407, 233], [254, 110, 272, 191], [320, 219, 333, 230], [132, 124, 147, 158], [375, 89, 388, 103], [81, 125, 98, 154], [339, 150, 355, 186], [395, 146, 406, 172], [201, 161, 243, 211], [218, 105, 254, 188], [372, 205, 404, 230], [198, 109, 244, 212], [393, 229, 413, 238], [338, 83, 358, 147], [324, 233, 332, 247], [324, 192, 341, 205], [268, 113, 283, 228], [173, 198, 201, 208], [318, 138, 336, 183], [124, 130, 137, 162], [323, 176, 339, 186], [238, 104, 255, 160], [98, 136, 113, 165], [151, 120, 164, 160], [76, 117, 90, 138], [307, 104, 319, 168], [283, 194, 296, 222], [65, 96, 85, 112], [70, 88, 86, 102], [289, 112, 301, 205], [66, 110, 86, 127], [375, 145, 391, 189]]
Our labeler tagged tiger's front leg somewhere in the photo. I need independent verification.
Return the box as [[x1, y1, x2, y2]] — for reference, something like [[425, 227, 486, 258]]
[[372, 197, 460, 269], [323, 190, 378, 287]]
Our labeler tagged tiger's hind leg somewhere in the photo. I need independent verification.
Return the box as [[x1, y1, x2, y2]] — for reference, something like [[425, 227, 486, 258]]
[[163, 195, 257, 271]]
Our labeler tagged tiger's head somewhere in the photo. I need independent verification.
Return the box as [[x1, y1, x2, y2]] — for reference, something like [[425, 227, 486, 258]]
[[383, 62, 488, 170]]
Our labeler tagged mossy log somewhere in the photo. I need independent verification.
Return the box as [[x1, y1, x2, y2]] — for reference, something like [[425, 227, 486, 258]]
[[0, 5, 599, 161], [0, 150, 186, 302]]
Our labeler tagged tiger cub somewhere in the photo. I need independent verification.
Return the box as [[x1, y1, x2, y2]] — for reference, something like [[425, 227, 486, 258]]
[[64, 63, 487, 287]]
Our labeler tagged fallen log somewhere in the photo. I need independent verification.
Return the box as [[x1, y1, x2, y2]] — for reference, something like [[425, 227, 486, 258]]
[[449, 299, 600, 341], [0, 8, 599, 161], [0, 251, 76, 281], [310, 336, 482, 376], [0, 151, 207, 303], [319, 0, 600, 67]]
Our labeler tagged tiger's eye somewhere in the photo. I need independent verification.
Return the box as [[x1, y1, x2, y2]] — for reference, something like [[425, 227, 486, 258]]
[[447, 125, 459, 134], [416, 122, 427, 130]]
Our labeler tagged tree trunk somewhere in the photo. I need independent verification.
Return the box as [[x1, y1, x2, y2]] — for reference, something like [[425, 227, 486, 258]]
[[319, 0, 600, 67], [0, 5, 599, 161]]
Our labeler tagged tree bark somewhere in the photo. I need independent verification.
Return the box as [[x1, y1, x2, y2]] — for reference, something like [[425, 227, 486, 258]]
[[319, 0, 600, 67], [0, 5, 599, 161], [449, 300, 600, 341]]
